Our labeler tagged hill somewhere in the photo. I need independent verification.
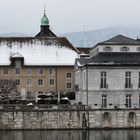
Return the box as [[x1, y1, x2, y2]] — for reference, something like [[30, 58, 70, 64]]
[[62, 27, 140, 48]]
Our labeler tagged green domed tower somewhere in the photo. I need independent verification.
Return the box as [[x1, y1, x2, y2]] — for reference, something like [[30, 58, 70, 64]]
[[35, 5, 57, 37], [41, 11, 49, 26]]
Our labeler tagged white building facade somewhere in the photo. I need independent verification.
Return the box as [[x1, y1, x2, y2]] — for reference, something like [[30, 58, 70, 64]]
[[75, 35, 140, 109]]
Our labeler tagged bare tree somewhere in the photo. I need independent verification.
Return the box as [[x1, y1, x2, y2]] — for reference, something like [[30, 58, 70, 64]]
[[0, 79, 20, 102]]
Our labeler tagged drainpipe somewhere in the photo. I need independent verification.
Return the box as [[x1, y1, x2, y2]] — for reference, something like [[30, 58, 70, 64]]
[[86, 66, 90, 129], [55, 67, 58, 93], [86, 66, 88, 106]]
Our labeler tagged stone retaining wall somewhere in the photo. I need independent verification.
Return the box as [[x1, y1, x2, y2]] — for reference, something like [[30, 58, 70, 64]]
[[0, 109, 140, 129]]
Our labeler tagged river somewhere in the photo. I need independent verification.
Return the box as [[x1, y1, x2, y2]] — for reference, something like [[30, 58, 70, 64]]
[[0, 130, 139, 140]]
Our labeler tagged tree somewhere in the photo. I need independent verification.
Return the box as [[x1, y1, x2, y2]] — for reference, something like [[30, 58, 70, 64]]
[[0, 79, 20, 103]]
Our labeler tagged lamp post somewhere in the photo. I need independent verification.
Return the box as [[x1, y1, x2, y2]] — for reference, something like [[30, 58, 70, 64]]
[[57, 91, 60, 104]]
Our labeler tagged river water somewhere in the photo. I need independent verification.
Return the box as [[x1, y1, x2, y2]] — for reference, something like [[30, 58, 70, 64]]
[[0, 130, 139, 140]]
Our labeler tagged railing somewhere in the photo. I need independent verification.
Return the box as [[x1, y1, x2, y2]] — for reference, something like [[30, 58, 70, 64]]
[[125, 84, 133, 89], [100, 84, 108, 89], [0, 104, 90, 111]]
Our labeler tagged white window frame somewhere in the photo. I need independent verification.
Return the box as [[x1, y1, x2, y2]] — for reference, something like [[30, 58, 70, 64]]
[[27, 68, 32, 75], [15, 68, 20, 75], [67, 83, 72, 89], [103, 46, 112, 52], [37, 68, 43, 75], [16, 79, 20, 85], [120, 46, 129, 52], [27, 79, 32, 86], [126, 94, 132, 108], [38, 79, 43, 86], [3, 67, 8, 75], [48, 68, 54, 75], [49, 79, 55, 86], [102, 94, 107, 108], [26, 91, 32, 100], [67, 72, 72, 78]]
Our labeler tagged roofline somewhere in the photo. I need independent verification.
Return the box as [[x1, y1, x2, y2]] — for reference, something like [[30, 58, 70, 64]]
[[0, 64, 74, 67], [98, 42, 140, 45], [76, 63, 140, 69], [76, 47, 91, 49], [0, 37, 62, 39], [0, 36, 79, 53], [91, 42, 140, 50], [84, 63, 140, 67], [63, 37, 80, 53]]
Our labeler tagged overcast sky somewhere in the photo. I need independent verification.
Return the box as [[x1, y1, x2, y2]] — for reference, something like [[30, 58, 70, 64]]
[[0, 0, 140, 35]]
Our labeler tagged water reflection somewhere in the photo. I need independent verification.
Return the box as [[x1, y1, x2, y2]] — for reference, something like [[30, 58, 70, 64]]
[[0, 130, 139, 140]]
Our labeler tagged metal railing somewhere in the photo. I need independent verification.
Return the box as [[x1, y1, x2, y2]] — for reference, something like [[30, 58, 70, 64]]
[[100, 84, 108, 89], [0, 104, 89, 111]]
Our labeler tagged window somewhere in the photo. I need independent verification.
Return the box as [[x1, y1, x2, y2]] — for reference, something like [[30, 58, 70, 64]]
[[15, 68, 20, 74], [27, 68, 32, 75], [139, 72, 140, 88], [26, 91, 32, 100], [102, 94, 107, 108], [15, 60, 21, 68], [37, 68, 43, 75], [49, 79, 54, 86], [27, 79, 32, 86], [100, 72, 107, 88], [137, 47, 140, 52], [48, 68, 54, 75], [3, 67, 8, 74], [103, 46, 112, 52], [139, 95, 140, 108], [128, 112, 136, 122], [38, 79, 43, 85], [126, 94, 131, 108], [125, 72, 132, 88], [67, 83, 72, 88], [16, 79, 20, 85], [67, 73, 72, 78], [103, 112, 111, 121], [120, 46, 129, 52], [38, 91, 43, 95]]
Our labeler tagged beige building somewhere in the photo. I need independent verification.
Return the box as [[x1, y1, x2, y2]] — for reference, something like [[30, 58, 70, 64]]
[[0, 10, 79, 101]]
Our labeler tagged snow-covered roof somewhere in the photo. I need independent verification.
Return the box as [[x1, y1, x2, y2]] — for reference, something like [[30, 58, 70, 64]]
[[11, 52, 23, 58], [0, 37, 79, 66]]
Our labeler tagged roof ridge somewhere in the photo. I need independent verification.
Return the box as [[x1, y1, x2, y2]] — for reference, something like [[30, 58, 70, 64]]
[[102, 34, 135, 43]]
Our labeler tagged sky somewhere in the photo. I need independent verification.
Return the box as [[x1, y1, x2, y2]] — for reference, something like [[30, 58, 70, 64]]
[[0, 0, 140, 35]]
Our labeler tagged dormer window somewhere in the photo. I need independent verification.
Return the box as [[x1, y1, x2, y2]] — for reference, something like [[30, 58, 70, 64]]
[[10, 52, 24, 67], [120, 46, 129, 52], [15, 68, 20, 75], [137, 47, 140, 52], [103, 46, 112, 52], [15, 60, 21, 68]]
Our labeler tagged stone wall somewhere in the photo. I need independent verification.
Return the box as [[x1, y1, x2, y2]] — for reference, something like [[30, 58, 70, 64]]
[[1, 109, 140, 129], [88, 109, 139, 128], [0, 110, 87, 129]]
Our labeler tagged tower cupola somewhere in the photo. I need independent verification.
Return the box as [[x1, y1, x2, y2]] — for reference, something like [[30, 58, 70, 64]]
[[35, 5, 57, 37], [41, 7, 49, 26]]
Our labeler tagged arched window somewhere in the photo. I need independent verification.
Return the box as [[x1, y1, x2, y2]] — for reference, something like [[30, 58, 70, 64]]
[[120, 46, 129, 52], [103, 112, 111, 121], [103, 46, 112, 52], [128, 112, 136, 122]]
